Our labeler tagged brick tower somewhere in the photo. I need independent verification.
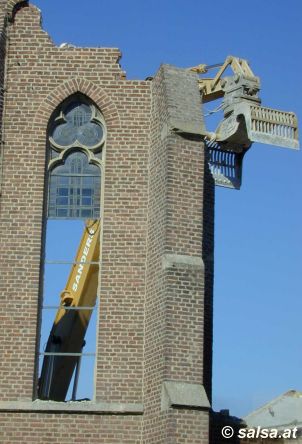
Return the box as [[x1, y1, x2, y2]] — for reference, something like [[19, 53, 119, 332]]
[[0, 1, 214, 442]]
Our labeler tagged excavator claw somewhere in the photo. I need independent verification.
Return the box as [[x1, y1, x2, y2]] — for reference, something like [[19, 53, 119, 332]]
[[190, 57, 299, 189]]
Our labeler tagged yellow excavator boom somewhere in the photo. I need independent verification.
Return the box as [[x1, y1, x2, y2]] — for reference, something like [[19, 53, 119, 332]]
[[38, 219, 101, 401], [190, 55, 259, 103]]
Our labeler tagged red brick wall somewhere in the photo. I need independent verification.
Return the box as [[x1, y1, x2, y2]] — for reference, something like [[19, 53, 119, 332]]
[[0, 0, 8, 187], [0, 413, 142, 444]]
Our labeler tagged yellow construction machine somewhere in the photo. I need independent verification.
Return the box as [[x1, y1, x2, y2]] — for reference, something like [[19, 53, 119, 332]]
[[190, 56, 299, 188], [38, 219, 101, 401]]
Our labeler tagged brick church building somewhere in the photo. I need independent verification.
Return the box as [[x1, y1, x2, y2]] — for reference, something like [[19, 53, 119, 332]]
[[0, 1, 214, 442]]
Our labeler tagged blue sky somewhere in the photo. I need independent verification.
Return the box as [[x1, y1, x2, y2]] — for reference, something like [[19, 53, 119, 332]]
[[32, 0, 302, 418]]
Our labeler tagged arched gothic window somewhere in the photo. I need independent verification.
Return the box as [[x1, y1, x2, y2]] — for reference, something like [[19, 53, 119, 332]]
[[37, 95, 105, 402], [47, 98, 105, 218]]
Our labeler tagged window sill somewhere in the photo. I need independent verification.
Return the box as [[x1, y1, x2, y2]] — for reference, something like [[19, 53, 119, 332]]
[[0, 400, 144, 414]]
